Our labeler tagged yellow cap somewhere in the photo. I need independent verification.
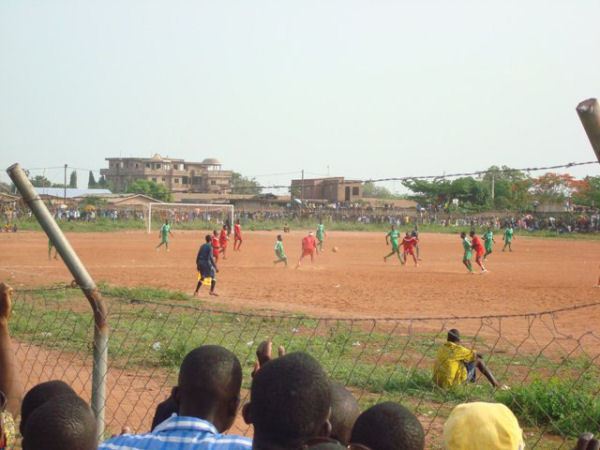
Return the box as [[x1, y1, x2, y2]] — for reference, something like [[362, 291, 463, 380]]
[[444, 402, 524, 450]]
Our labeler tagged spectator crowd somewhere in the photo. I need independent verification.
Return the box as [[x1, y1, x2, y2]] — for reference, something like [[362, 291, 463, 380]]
[[0, 282, 599, 449]]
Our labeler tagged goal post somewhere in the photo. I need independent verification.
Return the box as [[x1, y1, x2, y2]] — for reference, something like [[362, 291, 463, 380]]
[[147, 203, 234, 234]]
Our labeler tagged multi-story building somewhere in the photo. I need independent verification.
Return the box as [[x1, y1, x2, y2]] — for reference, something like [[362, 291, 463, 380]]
[[290, 177, 363, 203], [100, 154, 233, 194]]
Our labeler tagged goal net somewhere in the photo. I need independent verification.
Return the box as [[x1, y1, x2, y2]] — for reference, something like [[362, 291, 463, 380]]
[[147, 203, 234, 233]]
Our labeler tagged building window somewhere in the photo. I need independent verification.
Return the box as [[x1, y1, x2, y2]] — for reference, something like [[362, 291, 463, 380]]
[[211, 180, 217, 185], [152, 178, 157, 182], [155, 164, 161, 170], [162, 177, 165, 182], [135, 163, 139, 168], [352, 187, 359, 195], [146, 163, 150, 168], [174, 178, 179, 184], [182, 176, 189, 184]]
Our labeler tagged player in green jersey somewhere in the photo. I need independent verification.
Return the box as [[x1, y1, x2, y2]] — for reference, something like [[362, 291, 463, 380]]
[[384, 225, 404, 264], [156, 220, 173, 251], [273, 234, 288, 267], [483, 228, 495, 260], [502, 225, 514, 252], [48, 239, 58, 260], [461, 231, 474, 273], [316, 221, 326, 253]]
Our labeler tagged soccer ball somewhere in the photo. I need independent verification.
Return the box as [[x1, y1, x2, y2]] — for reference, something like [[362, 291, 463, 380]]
[[332, 246, 339, 253]]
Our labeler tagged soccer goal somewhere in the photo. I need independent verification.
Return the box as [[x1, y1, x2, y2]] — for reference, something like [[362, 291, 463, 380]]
[[147, 203, 234, 234]]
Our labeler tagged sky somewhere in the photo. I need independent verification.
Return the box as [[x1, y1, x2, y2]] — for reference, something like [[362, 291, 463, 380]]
[[1, 0, 600, 193]]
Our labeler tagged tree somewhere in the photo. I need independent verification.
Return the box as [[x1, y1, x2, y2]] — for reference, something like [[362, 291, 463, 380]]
[[69, 170, 77, 188], [30, 175, 52, 187], [531, 173, 575, 204], [362, 182, 397, 199], [231, 172, 262, 195], [126, 180, 172, 202], [97, 175, 108, 188], [570, 176, 600, 208], [88, 171, 97, 189]]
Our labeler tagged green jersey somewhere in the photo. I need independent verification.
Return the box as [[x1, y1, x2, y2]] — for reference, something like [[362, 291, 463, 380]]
[[316, 224, 325, 240], [274, 240, 285, 257], [504, 228, 513, 242], [462, 237, 472, 259], [483, 231, 494, 249], [160, 224, 171, 239], [387, 230, 400, 248]]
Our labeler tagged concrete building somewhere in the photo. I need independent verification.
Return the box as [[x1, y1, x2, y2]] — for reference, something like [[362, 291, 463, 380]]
[[290, 177, 363, 203], [100, 154, 233, 194]]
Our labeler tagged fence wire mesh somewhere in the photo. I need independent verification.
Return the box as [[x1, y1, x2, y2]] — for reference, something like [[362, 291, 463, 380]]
[[9, 285, 600, 449]]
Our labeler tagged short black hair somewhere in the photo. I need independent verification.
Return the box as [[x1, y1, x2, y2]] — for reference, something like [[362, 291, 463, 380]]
[[469, 230, 475, 237], [22, 394, 97, 450], [205, 234, 212, 243], [447, 329, 461, 343], [250, 352, 331, 447], [350, 402, 424, 450], [178, 345, 242, 411], [460, 231, 466, 238], [20, 380, 78, 434], [329, 381, 360, 445]]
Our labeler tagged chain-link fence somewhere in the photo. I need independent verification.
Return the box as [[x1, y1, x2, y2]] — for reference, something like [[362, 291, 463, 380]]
[[8, 285, 600, 449]]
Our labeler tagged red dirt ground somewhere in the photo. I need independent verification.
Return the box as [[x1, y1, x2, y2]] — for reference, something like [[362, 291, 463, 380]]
[[1, 229, 599, 323]]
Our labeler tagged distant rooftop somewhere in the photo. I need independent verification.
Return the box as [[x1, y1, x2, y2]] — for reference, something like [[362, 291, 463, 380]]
[[34, 187, 112, 199]]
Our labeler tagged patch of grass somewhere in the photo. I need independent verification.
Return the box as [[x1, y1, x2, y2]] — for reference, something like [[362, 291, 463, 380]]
[[98, 282, 191, 302]]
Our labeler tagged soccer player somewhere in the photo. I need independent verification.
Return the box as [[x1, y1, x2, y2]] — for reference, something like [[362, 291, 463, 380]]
[[233, 219, 243, 251], [483, 227, 495, 260], [401, 232, 419, 266], [219, 225, 229, 260], [316, 220, 326, 253], [461, 232, 474, 274], [383, 225, 404, 264], [470, 231, 487, 273], [48, 239, 58, 260], [194, 234, 219, 296], [411, 227, 421, 260], [296, 231, 317, 268], [502, 225, 514, 252], [211, 230, 221, 263], [155, 220, 173, 251], [273, 234, 288, 267]]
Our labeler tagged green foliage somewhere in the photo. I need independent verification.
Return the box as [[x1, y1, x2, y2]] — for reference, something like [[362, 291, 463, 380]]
[[231, 172, 262, 195], [30, 175, 52, 187], [496, 378, 600, 437], [126, 179, 172, 202], [362, 181, 398, 199], [571, 176, 600, 208], [69, 170, 77, 188], [88, 171, 97, 188]]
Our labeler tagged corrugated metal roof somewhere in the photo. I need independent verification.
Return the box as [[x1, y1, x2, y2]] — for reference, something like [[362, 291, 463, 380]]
[[34, 187, 112, 199]]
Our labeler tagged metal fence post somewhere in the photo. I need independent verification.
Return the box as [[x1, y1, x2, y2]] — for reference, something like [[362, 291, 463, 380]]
[[576, 98, 600, 163], [6, 163, 108, 438]]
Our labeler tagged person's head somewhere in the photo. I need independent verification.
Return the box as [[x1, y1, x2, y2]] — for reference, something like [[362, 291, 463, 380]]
[[329, 381, 360, 445], [309, 231, 314, 237], [277, 234, 283, 242], [205, 234, 212, 243], [175, 345, 242, 433], [164, 220, 169, 225], [222, 225, 227, 230], [443, 402, 524, 450], [391, 224, 395, 230], [213, 229, 218, 236], [20, 380, 78, 434], [22, 394, 97, 450], [460, 232, 466, 239], [469, 230, 475, 237], [405, 232, 410, 238], [447, 329, 461, 343], [244, 352, 332, 449], [236, 219, 240, 224], [350, 402, 425, 450]]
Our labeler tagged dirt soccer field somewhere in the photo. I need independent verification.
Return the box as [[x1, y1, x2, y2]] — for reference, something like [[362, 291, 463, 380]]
[[1, 229, 599, 326]]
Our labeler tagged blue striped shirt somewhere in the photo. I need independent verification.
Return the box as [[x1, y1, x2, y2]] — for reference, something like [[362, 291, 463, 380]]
[[99, 415, 252, 450]]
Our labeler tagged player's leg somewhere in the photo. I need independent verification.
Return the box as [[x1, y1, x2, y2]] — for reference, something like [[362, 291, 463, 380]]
[[209, 268, 218, 296], [194, 278, 203, 296], [410, 251, 418, 266], [475, 254, 486, 272], [463, 257, 473, 273], [383, 249, 396, 262], [475, 355, 501, 388], [416, 245, 421, 260]]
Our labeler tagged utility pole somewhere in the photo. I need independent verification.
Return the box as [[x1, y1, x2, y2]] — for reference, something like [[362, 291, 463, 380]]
[[64, 164, 68, 203], [300, 169, 304, 219], [491, 174, 495, 201]]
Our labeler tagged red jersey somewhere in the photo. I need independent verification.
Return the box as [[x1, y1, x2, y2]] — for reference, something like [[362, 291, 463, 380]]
[[211, 236, 220, 256], [234, 223, 242, 239], [471, 236, 484, 253], [219, 229, 228, 247], [402, 236, 417, 251], [302, 235, 317, 251]]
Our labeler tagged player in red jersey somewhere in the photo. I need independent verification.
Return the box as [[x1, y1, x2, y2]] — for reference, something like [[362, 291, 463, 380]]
[[401, 232, 419, 266], [296, 231, 317, 268], [211, 230, 221, 263], [469, 230, 487, 273], [219, 225, 229, 260], [233, 219, 243, 251]]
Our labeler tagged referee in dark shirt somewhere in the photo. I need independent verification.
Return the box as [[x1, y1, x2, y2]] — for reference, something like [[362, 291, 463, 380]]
[[194, 235, 219, 296]]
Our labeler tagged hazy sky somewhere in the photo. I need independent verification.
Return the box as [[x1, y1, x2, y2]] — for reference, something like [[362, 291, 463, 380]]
[[1, 1, 599, 192]]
